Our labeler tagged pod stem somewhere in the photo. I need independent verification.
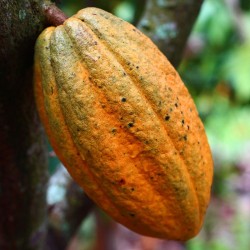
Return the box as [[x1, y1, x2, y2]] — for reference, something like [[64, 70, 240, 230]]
[[43, 3, 68, 26]]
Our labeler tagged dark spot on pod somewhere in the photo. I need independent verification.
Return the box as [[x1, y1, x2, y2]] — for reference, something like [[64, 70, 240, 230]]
[[118, 179, 126, 185], [121, 97, 127, 102], [187, 125, 190, 130], [136, 66, 139, 69], [128, 122, 134, 128], [123, 72, 127, 76], [183, 135, 187, 141], [131, 187, 135, 191], [165, 115, 170, 121], [93, 41, 98, 45], [129, 212, 135, 217], [175, 103, 178, 107], [182, 119, 185, 125]]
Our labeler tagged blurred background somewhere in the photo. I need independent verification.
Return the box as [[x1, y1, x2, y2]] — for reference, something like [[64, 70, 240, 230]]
[[48, 0, 250, 249]]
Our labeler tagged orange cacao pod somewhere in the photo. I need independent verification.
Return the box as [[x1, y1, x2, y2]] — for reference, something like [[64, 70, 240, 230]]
[[34, 7, 213, 241]]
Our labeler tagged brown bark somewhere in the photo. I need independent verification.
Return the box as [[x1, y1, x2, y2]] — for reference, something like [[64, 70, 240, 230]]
[[137, 0, 204, 67], [43, 3, 68, 26], [0, 1, 50, 249]]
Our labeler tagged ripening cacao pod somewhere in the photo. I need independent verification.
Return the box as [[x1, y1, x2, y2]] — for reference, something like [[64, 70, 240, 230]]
[[34, 7, 213, 241]]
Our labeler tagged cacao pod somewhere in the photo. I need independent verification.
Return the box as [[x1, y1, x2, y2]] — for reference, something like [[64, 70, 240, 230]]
[[34, 7, 213, 241]]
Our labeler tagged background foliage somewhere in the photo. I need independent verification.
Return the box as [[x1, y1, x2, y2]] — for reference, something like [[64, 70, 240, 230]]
[[48, 0, 250, 249]]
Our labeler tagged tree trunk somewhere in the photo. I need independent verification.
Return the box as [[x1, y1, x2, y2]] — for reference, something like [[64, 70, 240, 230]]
[[0, 1, 50, 249]]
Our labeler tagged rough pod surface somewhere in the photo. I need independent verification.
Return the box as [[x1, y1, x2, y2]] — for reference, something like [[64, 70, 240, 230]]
[[34, 7, 213, 241]]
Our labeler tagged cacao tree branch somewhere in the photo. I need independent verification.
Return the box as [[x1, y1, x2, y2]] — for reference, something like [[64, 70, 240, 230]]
[[45, 166, 94, 250], [137, 0, 204, 67], [43, 2, 68, 26], [0, 1, 51, 249]]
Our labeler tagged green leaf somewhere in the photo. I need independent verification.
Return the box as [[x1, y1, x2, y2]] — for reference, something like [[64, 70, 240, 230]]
[[205, 105, 250, 163]]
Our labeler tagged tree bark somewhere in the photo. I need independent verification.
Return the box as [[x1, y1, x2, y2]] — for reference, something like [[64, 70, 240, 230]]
[[137, 0, 204, 67], [0, 1, 50, 249]]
